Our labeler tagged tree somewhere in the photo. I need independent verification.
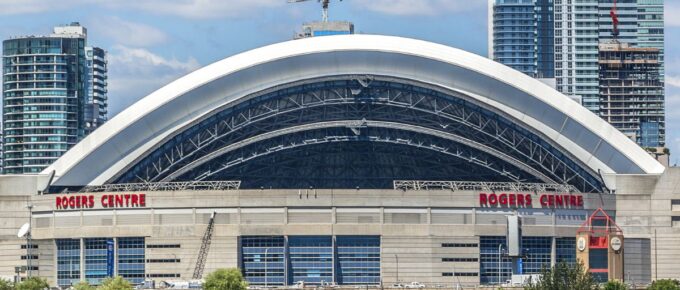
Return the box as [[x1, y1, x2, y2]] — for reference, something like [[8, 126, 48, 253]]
[[15, 277, 48, 290], [203, 268, 248, 290], [0, 278, 13, 290], [72, 281, 95, 290], [648, 279, 680, 290], [524, 261, 598, 290], [603, 280, 628, 290], [98, 276, 133, 290]]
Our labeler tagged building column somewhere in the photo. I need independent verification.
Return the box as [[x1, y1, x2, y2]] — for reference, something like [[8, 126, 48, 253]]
[[114, 238, 119, 277], [550, 237, 556, 267], [80, 238, 85, 283]]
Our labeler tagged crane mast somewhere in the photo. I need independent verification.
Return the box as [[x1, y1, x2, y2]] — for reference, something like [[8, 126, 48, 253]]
[[193, 211, 217, 279]]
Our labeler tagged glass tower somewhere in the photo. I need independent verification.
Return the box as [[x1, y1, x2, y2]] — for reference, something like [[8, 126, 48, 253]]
[[489, 0, 555, 78], [84, 47, 108, 135], [2, 23, 107, 174], [489, 0, 665, 148]]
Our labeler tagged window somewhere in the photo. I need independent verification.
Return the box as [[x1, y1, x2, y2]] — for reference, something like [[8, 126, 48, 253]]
[[56, 239, 80, 287], [443, 272, 478, 277], [118, 237, 145, 285], [146, 273, 180, 278], [336, 236, 380, 285], [21, 245, 39, 249], [672, 216, 680, 228], [21, 255, 39, 260], [442, 243, 478, 248], [146, 244, 180, 248], [146, 259, 180, 263], [442, 257, 478, 262], [84, 238, 112, 285]]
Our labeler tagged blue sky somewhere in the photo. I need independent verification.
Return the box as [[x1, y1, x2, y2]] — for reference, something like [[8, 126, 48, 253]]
[[1, 0, 679, 164]]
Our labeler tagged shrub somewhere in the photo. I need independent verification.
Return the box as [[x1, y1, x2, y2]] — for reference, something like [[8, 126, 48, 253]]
[[0, 278, 13, 290], [647, 279, 680, 290], [203, 268, 248, 290], [524, 261, 598, 290], [98, 276, 133, 290], [15, 277, 48, 290], [603, 280, 628, 290], [72, 281, 95, 290]]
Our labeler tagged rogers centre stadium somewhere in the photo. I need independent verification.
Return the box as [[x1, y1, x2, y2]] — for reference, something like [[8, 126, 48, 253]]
[[1, 35, 679, 288]]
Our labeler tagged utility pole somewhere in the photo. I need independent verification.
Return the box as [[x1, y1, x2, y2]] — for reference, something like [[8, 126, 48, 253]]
[[26, 203, 33, 278], [654, 229, 658, 281], [394, 254, 399, 284]]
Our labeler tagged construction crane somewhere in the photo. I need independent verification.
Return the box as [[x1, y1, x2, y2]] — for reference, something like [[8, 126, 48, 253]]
[[193, 211, 217, 279], [610, 0, 619, 40], [287, 0, 343, 22]]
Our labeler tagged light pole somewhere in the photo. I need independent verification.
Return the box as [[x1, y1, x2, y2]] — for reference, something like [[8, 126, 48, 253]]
[[26, 204, 33, 278], [498, 244, 504, 285], [394, 254, 399, 284], [264, 248, 270, 288], [451, 264, 460, 290]]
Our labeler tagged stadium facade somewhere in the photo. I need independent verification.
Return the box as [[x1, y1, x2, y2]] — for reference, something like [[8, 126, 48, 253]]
[[0, 35, 678, 288]]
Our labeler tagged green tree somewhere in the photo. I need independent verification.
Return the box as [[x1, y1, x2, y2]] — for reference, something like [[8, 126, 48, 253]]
[[15, 277, 48, 290], [72, 281, 95, 290], [0, 278, 13, 290], [648, 279, 680, 290], [603, 280, 628, 290], [203, 268, 248, 290], [98, 276, 133, 290], [524, 261, 598, 290]]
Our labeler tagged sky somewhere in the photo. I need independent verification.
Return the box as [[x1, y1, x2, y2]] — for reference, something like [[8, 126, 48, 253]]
[[0, 0, 679, 164]]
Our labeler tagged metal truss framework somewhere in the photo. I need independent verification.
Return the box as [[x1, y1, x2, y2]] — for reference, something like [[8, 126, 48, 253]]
[[114, 76, 603, 193], [393, 180, 579, 193], [78, 181, 241, 193]]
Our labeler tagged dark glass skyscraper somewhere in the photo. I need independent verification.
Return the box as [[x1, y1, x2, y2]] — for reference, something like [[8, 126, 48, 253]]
[[488, 0, 554, 78], [2, 23, 107, 174]]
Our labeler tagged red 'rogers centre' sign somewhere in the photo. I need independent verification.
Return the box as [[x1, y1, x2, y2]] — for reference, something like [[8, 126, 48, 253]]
[[479, 192, 583, 208], [56, 193, 147, 210]]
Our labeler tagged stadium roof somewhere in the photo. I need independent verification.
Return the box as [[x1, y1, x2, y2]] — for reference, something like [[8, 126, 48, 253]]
[[44, 35, 664, 191]]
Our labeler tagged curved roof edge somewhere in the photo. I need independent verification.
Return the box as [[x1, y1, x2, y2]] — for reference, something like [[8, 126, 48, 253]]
[[44, 35, 664, 186]]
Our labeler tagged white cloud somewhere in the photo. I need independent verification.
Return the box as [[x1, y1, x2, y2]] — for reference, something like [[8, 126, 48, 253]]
[[111, 0, 283, 19], [668, 75, 680, 88], [666, 2, 680, 27], [89, 17, 167, 47], [0, 0, 77, 15], [107, 45, 201, 115], [351, 0, 484, 16], [0, 0, 283, 19]]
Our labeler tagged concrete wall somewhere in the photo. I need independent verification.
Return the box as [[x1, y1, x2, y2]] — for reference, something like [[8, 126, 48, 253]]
[[612, 167, 680, 282], [2, 169, 679, 287]]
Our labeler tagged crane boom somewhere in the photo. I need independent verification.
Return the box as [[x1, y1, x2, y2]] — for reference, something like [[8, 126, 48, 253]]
[[287, 0, 341, 22], [193, 211, 217, 279]]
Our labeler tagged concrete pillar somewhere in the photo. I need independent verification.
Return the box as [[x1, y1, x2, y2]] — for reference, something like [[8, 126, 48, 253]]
[[80, 239, 85, 283], [114, 238, 119, 277], [550, 237, 556, 267]]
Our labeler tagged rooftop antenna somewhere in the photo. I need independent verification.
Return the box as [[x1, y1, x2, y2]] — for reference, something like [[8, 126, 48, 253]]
[[288, 0, 343, 22], [610, 0, 619, 41]]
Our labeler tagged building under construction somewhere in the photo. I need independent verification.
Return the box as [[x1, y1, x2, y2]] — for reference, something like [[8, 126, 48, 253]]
[[598, 42, 665, 149]]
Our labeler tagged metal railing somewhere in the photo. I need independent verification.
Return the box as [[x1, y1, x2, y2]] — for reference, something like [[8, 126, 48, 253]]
[[78, 181, 241, 193], [393, 180, 579, 193]]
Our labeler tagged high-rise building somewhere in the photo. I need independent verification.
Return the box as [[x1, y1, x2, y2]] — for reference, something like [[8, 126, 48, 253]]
[[2, 23, 107, 174], [599, 0, 665, 75], [488, 0, 554, 78], [488, 0, 665, 147], [599, 42, 664, 147], [295, 21, 354, 39], [84, 47, 108, 135]]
